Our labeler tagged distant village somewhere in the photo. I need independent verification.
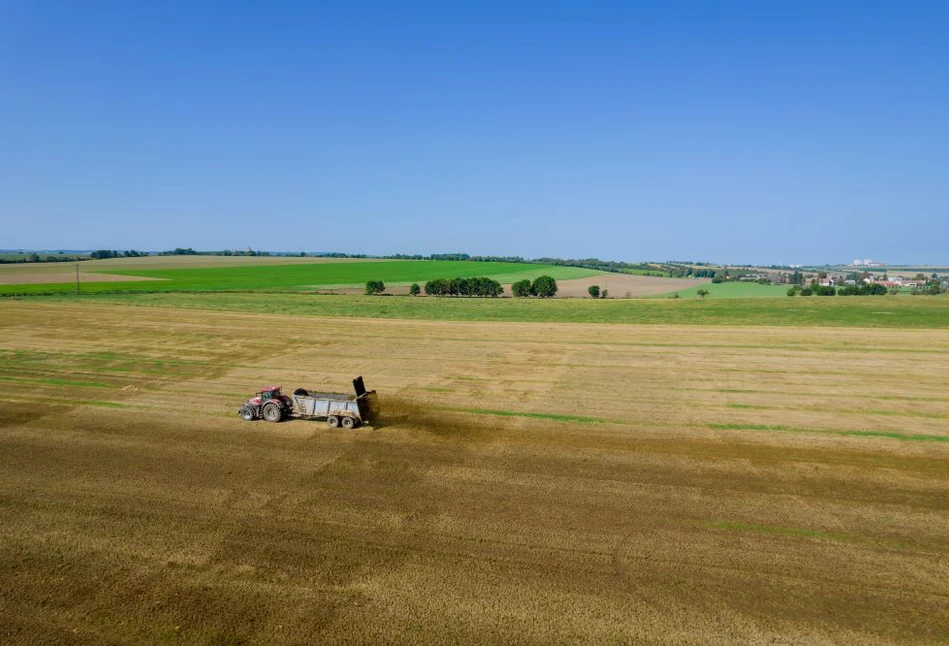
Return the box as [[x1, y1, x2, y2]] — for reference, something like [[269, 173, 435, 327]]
[[730, 262, 949, 296]]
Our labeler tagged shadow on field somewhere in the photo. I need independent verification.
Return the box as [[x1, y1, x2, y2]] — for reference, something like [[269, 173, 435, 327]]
[[0, 402, 72, 429], [376, 396, 502, 440]]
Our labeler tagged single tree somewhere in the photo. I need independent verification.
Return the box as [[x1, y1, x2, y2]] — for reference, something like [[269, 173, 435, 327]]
[[409, 283, 421, 296], [588, 285, 600, 298], [364, 280, 386, 295], [601, 289, 608, 299], [532, 275, 558, 298], [697, 288, 710, 299], [511, 279, 533, 298]]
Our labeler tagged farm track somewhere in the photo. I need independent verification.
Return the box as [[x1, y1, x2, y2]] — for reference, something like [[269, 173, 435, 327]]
[[0, 301, 947, 643]]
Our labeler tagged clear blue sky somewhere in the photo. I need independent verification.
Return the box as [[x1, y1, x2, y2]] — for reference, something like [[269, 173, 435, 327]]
[[2, 1, 947, 264]]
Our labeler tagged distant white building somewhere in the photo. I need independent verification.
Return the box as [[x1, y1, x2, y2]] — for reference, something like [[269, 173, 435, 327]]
[[849, 258, 885, 267]]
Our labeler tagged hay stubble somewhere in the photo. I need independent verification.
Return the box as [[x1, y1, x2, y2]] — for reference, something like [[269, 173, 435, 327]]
[[0, 301, 947, 643]]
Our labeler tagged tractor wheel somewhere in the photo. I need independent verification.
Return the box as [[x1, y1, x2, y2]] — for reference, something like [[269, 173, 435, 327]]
[[327, 415, 340, 428], [240, 405, 256, 421], [262, 402, 283, 423], [341, 416, 356, 430]]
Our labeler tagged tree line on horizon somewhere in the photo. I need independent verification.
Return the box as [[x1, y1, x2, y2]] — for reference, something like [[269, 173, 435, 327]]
[[363, 275, 560, 298], [0, 251, 88, 264]]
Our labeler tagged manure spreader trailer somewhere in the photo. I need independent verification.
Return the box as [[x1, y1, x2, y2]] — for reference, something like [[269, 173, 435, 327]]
[[239, 376, 380, 428]]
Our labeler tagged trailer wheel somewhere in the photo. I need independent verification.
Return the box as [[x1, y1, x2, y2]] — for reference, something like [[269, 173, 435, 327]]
[[341, 416, 356, 430], [327, 415, 340, 428], [239, 405, 256, 421], [262, 403, 283, 423]]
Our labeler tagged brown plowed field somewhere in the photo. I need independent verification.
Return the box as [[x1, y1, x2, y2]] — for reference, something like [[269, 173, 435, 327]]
[[0, 272, 163, 285], [1, 301, 947, 643], [549, 273, 704, 298]]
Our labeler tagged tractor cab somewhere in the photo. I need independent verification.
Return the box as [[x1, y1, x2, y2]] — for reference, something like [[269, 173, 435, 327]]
[[249, 385, 288, 405], [258, 386, 280, 402], [240, 386, 292, 422]]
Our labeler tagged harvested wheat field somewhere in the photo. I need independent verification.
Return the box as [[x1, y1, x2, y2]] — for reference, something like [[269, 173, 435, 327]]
[[0, 300, 947, 644], [0, 272, 164, 285], [546, 273, 705, 298]]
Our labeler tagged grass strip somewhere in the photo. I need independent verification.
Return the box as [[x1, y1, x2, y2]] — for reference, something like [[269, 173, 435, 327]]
[[83, 401, 129, 408], [34, 292, 949, 329], [709, 423, 949, 442], [447, 407, 609, 425], [699, 388, 949, 403], [0, 375, 112, 388], [707, 521, 904, 547], [722, 402, 948, 420], [0, 397, 127, 408]]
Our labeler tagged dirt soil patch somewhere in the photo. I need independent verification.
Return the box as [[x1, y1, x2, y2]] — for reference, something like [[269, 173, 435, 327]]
[[552, 273, 706, 298], [0, 272, 164, 285]]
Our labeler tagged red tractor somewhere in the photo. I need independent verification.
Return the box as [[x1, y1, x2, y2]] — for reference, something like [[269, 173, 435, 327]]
[[239, 385, 292, 422]]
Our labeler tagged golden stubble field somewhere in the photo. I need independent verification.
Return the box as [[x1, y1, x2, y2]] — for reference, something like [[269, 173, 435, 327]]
[[0, 300, 947, 644]]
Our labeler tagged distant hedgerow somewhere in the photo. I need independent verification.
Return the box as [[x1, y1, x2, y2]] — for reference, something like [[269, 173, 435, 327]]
[[423, 276, 503, 297]]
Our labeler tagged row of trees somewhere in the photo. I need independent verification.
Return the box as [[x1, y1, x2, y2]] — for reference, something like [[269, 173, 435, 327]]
[[90, 249, 147, 259], [787, 283, 889, 297], [157, 248, 272, 257], [838, 283, 889, 296], [423, 276, 503, 297], [364, 275, 558, 298], [511, 275, 558, 298], [0, 252, 88, 264]]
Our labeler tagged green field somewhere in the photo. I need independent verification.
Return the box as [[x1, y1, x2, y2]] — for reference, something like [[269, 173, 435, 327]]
[[664, 281, 792, 298], [0, 260, 598, 295], [36, 291, 949, 328]]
